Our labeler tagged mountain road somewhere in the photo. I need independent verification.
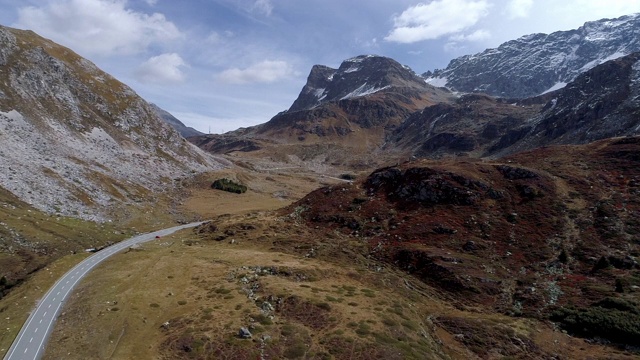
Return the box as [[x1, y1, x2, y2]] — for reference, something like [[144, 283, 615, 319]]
[[3, 221, 207, 360]]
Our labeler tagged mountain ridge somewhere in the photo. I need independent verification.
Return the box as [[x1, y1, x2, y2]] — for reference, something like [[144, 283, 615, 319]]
[[424, 13, 640, 98], [0, 24, 221, 221], [150, 104, 203, 138]]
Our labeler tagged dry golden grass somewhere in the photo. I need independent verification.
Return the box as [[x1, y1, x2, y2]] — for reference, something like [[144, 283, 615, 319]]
[[41, 228, 443, 359], [178, 161, 340, 219]]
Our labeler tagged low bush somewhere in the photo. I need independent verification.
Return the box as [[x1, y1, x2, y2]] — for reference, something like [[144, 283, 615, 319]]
[[550, 298, 640, 346], [339, 173, 357, 181], [211, 178, 247, 194]]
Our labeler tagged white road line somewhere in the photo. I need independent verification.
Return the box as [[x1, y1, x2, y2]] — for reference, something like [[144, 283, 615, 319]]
[[29, 338, 33, 343], [23, 348, 27, 354]]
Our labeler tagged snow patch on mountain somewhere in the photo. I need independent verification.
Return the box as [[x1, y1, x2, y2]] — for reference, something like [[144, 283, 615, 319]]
[[580, 51, 627, 71], [340, 84, 390, 100], [541, 82, 568, 95], [345, 55, 375, 63], [314, 88, 327, 100], [425, 77, 448, 88], [344, 65, 360, 73]]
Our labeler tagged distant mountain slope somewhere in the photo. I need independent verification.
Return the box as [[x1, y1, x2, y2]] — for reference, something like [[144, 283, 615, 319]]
[[491, 51, 640, 156], [424, 13, 640, 98], [388, 93, 546, 158], [391, 52, 640, 158], [0, 25, 221, 221], [193, 18, 640, 166], [150, 103, 203, 138]]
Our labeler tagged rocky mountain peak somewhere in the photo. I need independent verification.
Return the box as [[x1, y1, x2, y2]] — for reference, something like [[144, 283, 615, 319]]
[[288, 55, 430, 112], [424, 13, 640, 98]]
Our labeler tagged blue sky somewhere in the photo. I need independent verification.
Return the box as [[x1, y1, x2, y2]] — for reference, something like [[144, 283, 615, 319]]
[[0, 0, 639, 134]]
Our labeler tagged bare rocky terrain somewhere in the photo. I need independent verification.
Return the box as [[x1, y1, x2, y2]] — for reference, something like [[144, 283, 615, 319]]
[[0, 25, 222, 222]]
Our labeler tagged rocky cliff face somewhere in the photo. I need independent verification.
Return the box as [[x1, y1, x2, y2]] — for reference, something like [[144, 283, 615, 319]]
[[425, 13, 640, 98], [393, 52, 640, 159], [289, 55, 443, 112], [491, 52, 640, 156], [256, 55, 453, 143], [0, 25, 221, 221], [388, 93, 546, 158]]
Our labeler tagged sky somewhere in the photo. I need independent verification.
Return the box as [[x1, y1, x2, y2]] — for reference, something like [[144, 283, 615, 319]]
[[0, 0, 639, 134]]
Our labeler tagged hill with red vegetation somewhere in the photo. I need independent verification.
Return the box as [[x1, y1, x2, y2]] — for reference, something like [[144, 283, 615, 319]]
[[284, 136, 640, 349]]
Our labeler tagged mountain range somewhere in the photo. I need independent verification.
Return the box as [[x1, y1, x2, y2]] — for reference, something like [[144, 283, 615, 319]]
[[424, 13, 640, 98], [190, 14, 640, 164]]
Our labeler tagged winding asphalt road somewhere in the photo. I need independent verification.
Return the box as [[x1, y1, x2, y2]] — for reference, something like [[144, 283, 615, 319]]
[[3, 221, 206, 360]]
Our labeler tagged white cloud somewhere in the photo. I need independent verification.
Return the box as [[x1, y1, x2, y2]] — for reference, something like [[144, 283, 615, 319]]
[[385, 0, 490, 43], [145, 0, 158, 6], [506, 0, 533, 19], [15, 0, 181, 56], [217, 60, 296, 84], [251, 0, 273, 16], [449, 29, 491, 42], [206, 31, 222, 44], [135, 53, 187, 85]]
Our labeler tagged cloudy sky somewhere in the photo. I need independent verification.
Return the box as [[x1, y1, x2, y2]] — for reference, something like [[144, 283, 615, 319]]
[[0, 0, 639, 133]]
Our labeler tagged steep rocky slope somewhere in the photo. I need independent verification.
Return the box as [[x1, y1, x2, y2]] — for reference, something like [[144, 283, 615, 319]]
[[425, 13, 640, 98], [260, 55, 453, 142], [393, 52, 640, 159], [491, 51, 640, 156], [0, 25, 221, 222], [288, 55, 443, 112], [388, 93, 547, 158]]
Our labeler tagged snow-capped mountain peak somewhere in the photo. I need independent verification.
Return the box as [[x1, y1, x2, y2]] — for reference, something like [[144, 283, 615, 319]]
[[424, 13, 640, 98]]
